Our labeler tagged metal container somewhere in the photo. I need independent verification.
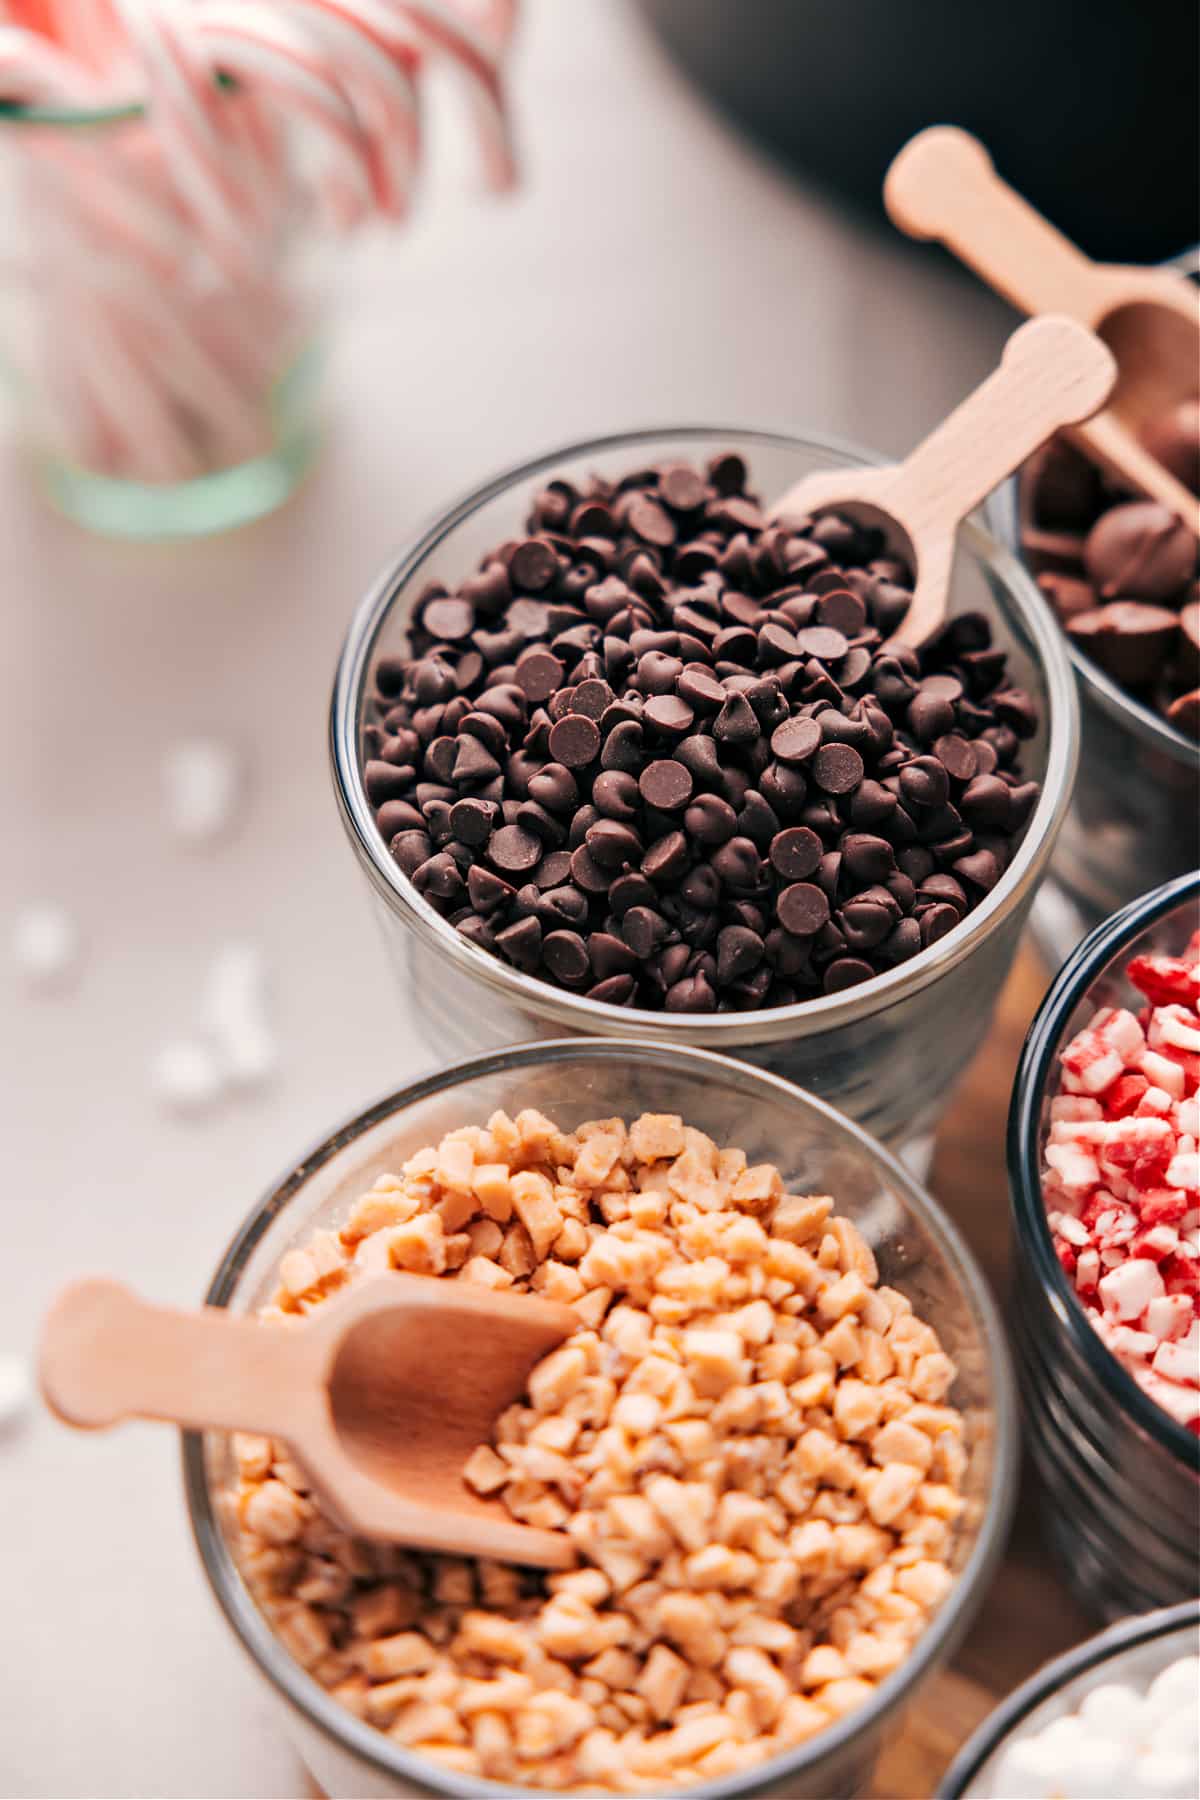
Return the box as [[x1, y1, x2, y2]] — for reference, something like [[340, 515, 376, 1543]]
[[331, 426, 1079, 1172], [183, 1037, 1017, 1800], [939, 1601, 1199, 1798], [990, 252, 1200, 971], [1007, 872, 1200, 1619]]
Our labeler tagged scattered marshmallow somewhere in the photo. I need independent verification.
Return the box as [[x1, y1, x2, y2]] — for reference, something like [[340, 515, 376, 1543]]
[[162, 739, 242, 843], [0, 1353, 31, 1429], [204, 943, 277, 1088], [11, 905, 80, 989], [987, 1653, 1199, 1799], [150, 1038, 226, 1114]]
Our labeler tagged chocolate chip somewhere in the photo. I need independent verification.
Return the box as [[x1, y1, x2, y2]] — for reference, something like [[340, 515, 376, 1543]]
[[422, 596, 474, 641], [628, 495, 676, 548], [1083, 500, 1196, 602], [449, 797, 497, 847], [759, 762, 808, 817], [586, 819, 642, 867], [933, 733, 978, 782], [644, 694, 695, 736], [375, 798, 424, 838], [495, 914, 542, 969], [899, 756, 950, 810], [716, 924, 764, 985], [768, 826, 823, 880], [841, 833, 894, 884], [659, 463, 708, 511], [1067, 602, 1181, 689], [587, 931, 637, 979], [527, 763, 579, 814], [389, 829, 432, 876], [665, 971, 717, 1012], [707, 451, 747, 495], [488, 823, 542, 874], [777, 881, 830, 936], [770, 715, 822, 764], [509, 538, 559, 592], [823, 956, 874, 993], [959, 774, 1012, 829], [542, 930, 590, 983], [639, 759, 693, 811], [676, 666, 725, 712], [815, 589, 867, 636], [642, 830, 690, 882], [365, 759, 415, 804], [812, 743, 864, 794], [623, 905, 669, 958], [706, 836, 759, 892], [452, 736, 502, 786], [954, 848, 1002, 891], [795, 625, 848, 661], [918, 902, 958, 947], [548, 713, 601, 768], [841, 899, 894, 950], [683, 793, 737, 846]]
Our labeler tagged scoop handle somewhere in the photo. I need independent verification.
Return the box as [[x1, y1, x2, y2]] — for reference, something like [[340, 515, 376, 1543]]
[[39, 1278, 310, 1438], [885, 127, 1104, 323], [1072, 413, 1200, 535], [881, 315, 1116, 540]]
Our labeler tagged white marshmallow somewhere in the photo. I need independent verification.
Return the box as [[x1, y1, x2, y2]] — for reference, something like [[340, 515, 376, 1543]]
[[1129, 1751, 1196, 1798], [986, 1652, 1199, 1800], [11, 905, 80, 988], [1078, 1681, 1147, 1739], [204, 943, 277, 1088], [1146, 1656, 1200, 1717], [0, 1353, 31, 1428], [162, 739, 241, 843], [150, 1039, 225, 1114]]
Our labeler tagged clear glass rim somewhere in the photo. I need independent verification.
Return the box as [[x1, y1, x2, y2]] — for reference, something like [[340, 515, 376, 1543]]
[[329, 422, 1081, 1047], [937, 1599, 1200, 1799], [0, 98, 143, 127], [0, 71, 236, 129], [1007, 869, 1200, 1471], [182, 1035, 1018, 1800]]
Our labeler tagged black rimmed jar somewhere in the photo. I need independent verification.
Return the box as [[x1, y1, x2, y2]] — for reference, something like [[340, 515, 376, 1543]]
[[1008, 872, 1200, 1618], [939, 1600, 1199, 1799], [183, 1038, 1017, 1800], [331, 425, 1079, 1174]]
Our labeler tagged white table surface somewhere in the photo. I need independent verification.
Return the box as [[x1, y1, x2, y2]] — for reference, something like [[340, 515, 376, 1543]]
[[1, 5, 1010, 1794]]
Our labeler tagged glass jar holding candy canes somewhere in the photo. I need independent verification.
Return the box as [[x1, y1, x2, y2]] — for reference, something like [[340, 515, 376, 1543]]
[[0, 1, 515, 538]]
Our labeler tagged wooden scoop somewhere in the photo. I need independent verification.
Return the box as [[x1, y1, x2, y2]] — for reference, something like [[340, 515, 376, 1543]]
[[39, 1273, 577, 1569], [885, 127, 1200, 535], [773, 315, 1115, 644]]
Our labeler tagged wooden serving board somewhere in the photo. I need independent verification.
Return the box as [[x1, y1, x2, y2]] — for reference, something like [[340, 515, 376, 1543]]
[[868, 945, 1093, 1798]]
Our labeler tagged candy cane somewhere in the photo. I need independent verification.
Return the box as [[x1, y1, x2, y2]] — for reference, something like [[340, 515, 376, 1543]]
[[191, 3, 377, 226], [110, 0, 264, 275], [274, 0, 421, 216], [0, 0, 518, 487]]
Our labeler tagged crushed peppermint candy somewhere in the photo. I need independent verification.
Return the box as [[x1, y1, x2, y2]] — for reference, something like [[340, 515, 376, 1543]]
[[1041, 933, 1200, 1434]]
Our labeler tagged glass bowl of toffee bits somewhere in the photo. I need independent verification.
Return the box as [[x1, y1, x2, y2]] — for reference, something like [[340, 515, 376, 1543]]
[[997, 251, 1200, 967], [185, 1038, 1016, 1800], [332, 428, 1079, 1166]]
